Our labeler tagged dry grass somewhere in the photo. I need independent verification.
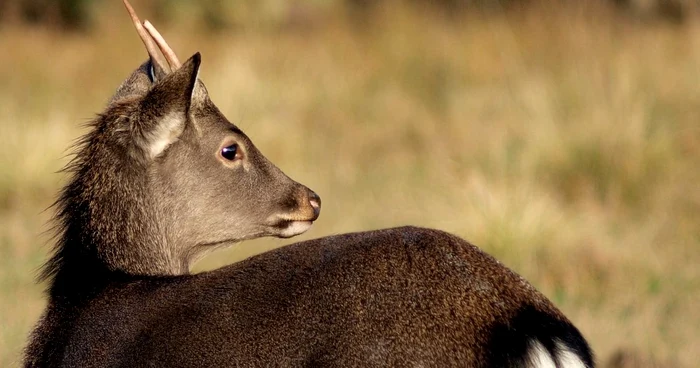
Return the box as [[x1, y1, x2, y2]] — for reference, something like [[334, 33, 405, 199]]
[[1, 3, 698, 367]]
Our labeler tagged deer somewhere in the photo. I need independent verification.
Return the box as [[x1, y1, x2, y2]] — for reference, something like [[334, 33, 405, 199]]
[[23, 1, 594, 367]]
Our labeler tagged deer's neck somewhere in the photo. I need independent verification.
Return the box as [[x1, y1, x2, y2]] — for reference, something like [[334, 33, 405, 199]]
[[46, 213, 185, 301], [44, 162, 187, 299]]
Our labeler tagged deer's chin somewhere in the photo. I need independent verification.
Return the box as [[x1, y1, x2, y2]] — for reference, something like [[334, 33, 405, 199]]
[[275, 220, 313, 238]]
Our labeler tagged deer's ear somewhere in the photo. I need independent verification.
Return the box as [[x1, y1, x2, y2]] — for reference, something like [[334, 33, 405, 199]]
[[109, 61, 153, 105], [135, 53, 201, 159]]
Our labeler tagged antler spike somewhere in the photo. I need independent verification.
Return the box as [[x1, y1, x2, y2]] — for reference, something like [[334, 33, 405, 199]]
[[144, 20, 182, 70], [122, 0, 170, 74]]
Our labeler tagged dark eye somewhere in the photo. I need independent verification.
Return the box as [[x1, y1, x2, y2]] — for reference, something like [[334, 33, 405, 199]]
[[221, 144, 239, 161]]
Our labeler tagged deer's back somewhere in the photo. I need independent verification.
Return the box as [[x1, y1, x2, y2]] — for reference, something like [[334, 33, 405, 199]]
[[44, 226, 588, 367]]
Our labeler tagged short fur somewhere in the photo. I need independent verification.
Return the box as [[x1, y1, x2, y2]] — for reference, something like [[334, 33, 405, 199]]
[[24, 42, 593, 367], [27, 227, 593, 367]]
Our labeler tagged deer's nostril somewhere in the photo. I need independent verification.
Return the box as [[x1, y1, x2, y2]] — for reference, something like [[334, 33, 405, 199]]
[[308, 190, 321, 219]]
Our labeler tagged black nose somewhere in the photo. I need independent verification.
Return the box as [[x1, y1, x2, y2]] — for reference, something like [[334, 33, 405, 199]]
[[308, 190, 321, 220]]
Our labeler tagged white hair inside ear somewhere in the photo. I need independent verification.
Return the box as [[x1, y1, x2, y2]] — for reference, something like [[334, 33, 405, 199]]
[[145, 112, 185, 159]]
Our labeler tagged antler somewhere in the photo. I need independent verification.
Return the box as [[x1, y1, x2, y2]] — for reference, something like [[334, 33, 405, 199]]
[[143, 20, 182, 70], [122, 0, 170, 73]]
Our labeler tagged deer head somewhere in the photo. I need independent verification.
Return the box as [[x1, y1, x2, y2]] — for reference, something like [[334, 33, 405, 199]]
[[45, 1, 321, 280]]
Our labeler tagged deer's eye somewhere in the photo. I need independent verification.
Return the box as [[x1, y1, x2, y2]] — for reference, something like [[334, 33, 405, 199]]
[[221, 144, 239, 161]]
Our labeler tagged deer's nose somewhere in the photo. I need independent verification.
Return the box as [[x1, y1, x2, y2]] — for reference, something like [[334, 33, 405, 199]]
[[307, 190, 321, 220]]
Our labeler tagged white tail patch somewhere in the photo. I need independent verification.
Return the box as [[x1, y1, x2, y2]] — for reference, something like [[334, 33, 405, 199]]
[[526, 340, 587, 368], [555, 341, 587, 368], [527, 341, 557, 368]]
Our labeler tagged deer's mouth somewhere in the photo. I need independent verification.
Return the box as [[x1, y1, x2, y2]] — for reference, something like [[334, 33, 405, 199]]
[[273, 220, 314, 238], [267, 192, 320, 238]]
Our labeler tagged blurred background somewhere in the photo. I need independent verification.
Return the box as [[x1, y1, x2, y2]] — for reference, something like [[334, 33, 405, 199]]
[[1, 0, 699, 367]]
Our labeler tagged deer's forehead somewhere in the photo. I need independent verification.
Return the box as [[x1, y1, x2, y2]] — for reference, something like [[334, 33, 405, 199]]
[[192, 103, 246, 138]]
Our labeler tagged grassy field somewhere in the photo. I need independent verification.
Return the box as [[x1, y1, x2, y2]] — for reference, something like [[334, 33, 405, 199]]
[[1, 2, 699, 367]]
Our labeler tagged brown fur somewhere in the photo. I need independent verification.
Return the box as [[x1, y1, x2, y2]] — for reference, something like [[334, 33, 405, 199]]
[[24, 42, 593, 367]]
